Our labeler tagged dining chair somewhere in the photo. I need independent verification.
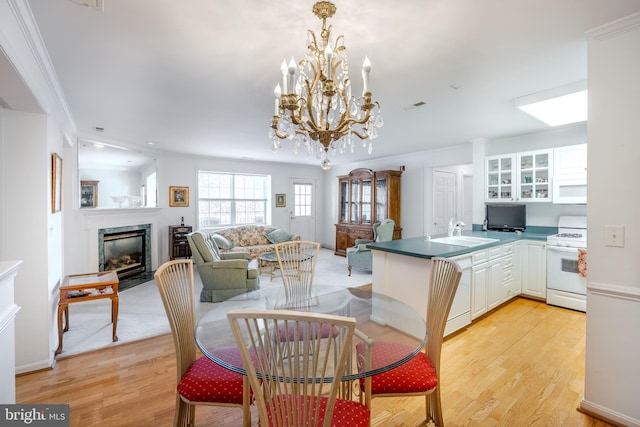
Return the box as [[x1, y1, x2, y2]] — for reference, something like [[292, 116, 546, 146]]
[[273, 240, 321, 306], [227, 309, 370, 427], [154, 259, 251, 427], [356, 257, 462, 427], [346, 219, 395, 276]]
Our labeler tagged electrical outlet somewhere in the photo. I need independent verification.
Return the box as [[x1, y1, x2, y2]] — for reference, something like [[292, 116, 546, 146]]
[[604, 225, 625, 247]]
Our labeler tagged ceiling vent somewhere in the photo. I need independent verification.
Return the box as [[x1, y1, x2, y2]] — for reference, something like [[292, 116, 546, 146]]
[[69, 0, 104, 10], [404, 101, 427, 111]]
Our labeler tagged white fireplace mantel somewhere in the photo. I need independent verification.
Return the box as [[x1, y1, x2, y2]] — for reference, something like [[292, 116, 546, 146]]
[[81, 208, 162, 272]]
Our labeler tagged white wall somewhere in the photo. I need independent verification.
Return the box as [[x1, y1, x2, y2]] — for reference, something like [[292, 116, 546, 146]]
[[0, 109, 57, 373], [582, 13, 640, 426]]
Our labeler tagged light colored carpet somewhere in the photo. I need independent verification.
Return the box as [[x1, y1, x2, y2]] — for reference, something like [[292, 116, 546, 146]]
[[57, 248, 371, 358]]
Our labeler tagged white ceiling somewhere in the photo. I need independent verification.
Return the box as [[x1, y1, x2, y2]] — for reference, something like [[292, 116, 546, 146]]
[[26, 0, 640, 169]]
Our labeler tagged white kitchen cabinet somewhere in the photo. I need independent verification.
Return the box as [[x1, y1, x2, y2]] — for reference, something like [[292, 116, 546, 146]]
[[445, 253, 472, 336], [471, 260, 489, 319], [517, 149, 552, 202], [521, 240, 547, 298], [554, 144, 587, 175], [552, 144, 587, 204], [486, 154, 516, 201], [486, 149, 553, 203], [509, 241, 522, 297], [471, 243, 521, 320], [486, 258, 504, 311]]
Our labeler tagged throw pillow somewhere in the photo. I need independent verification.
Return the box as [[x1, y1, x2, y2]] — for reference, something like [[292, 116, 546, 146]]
[[212, 233, 234, 249], [265, 229, 295, 244]]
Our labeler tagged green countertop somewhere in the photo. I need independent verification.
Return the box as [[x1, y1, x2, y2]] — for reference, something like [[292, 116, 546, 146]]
[[368, 230, 552, 259]]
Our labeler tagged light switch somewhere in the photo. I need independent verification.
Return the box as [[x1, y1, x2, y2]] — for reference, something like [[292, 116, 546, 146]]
[[604, 225, 625, 247]]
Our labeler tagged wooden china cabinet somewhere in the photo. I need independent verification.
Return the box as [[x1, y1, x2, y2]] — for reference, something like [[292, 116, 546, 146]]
[[335, 168, 402, 256]]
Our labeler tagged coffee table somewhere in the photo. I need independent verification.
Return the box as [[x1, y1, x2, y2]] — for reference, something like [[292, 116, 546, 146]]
[[258, 251, 280, 281], [55, 270, 119, 355]]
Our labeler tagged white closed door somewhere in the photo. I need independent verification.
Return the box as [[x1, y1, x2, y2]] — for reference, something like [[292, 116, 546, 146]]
[[289, 178, 316, 241], [433, 170, 457, 235]]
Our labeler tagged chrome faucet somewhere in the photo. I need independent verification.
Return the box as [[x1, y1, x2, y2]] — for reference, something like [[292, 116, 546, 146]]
[[452, 220, 466, 237]]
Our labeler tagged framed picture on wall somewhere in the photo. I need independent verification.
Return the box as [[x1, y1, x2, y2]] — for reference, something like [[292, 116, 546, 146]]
[[275, 193, 286, 207], [169, 186, 189, 207], [80, 180, 99, 208], [52, 153, 63, 213]]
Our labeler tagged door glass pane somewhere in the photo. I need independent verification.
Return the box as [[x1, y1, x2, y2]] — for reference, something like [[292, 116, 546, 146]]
[[294, 183, 312, 217]]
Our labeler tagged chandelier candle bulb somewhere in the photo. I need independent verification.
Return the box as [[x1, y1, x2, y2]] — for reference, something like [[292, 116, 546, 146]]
[[274, 84, 281, 115], [362, 57, 371, 95], [325, 44, 333, 79], [287, 57, 297, 94]]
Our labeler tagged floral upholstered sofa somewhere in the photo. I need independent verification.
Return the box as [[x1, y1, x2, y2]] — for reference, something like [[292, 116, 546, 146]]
[[210, 225, 300, 259]]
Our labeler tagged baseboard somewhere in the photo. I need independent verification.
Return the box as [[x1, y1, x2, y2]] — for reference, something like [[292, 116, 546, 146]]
[[579, 398, 640, 427]]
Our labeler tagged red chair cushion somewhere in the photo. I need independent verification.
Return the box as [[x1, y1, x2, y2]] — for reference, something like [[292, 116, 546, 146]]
[[356, 341, 438, 394], [177, 353, 245, 404], [266, 394, 370, 426]]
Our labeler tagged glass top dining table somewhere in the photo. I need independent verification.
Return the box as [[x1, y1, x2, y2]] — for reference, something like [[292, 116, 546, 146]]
[[195, 284, 427, 381]]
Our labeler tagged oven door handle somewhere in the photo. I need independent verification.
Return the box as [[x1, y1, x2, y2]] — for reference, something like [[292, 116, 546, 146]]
[[547, 245, 581, 253]]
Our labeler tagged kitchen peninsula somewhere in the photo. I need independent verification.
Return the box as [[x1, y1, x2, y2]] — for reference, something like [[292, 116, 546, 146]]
[[368, 230, 551, 337]]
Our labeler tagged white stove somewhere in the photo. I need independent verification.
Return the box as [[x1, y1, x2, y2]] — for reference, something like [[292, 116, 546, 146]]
[[546, 216, 587, 248], [546, 216, 587, 312]]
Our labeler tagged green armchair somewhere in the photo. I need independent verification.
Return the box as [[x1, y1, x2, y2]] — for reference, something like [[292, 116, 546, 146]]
[[187, 230, 260, 302], [347, 219, 395, 276]]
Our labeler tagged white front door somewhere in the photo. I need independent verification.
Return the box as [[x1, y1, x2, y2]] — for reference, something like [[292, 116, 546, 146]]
[[288, 178, 316, 241], [432, 170, 457, 235]]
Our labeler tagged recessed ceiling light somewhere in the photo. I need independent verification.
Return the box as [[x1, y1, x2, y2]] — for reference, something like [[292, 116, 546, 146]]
[[146, 141, 154, 146]]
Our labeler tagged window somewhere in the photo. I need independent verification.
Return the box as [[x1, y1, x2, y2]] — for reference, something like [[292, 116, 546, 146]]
[[198, 171, 270, 228]]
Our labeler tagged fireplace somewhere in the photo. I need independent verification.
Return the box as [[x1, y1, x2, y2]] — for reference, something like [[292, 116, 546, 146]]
[[98, 224, 152, 280]]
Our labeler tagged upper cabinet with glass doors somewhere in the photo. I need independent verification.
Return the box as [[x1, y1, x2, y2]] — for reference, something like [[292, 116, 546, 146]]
[[486, 149, 553, 203], [518, 150, 552, 201]]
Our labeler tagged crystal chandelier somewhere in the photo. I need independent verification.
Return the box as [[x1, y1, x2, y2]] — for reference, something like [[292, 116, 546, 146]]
[[269, 1, 383, 170]]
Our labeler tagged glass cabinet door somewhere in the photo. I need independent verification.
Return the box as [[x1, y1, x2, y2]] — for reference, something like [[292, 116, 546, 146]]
[[338, 180, 348, 223], [518, 150, 551, 201], [486, 155, 514, 201], [350, 179, 360, 223], [376, 177, 387, 221], [362, 179, 372, 224]]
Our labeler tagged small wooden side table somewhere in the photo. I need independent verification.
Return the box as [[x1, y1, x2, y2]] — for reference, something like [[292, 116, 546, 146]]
[[55, 270, 119, 356]]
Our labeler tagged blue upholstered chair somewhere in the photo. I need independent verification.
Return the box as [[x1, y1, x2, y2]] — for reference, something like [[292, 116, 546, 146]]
[[346, 219, 395, 276]]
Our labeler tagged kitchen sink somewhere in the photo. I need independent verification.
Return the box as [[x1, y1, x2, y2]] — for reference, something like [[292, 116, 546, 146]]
[[429, 236, 500, 247]]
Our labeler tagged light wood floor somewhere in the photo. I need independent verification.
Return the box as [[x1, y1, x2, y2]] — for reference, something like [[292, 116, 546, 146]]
[[16, 297, 614, 427]]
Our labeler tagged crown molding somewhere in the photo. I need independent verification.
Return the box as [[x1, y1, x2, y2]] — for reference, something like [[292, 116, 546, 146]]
[[587, 11, 640, 40]]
